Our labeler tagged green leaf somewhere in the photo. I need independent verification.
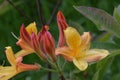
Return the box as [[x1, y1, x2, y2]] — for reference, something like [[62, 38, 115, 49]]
[[113, 5, 120, 24], [91, 42, 120, 51], [74, 6, 120, 38], [93, 50, 120, 80], [95, 32, 111, 42], [113, 37, 120, 47], [111, 73, 120, 80]]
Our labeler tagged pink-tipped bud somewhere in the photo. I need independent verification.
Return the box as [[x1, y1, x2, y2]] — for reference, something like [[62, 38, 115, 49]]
[[57, 11, 68, 47], [31, 33, 46, 60], [41, 25, 56, 61]]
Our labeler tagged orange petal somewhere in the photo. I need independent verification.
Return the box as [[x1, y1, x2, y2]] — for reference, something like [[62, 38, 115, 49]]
[[17, 63, 40, 73], [64, 27, 81, 51], [83, 49, 109, 62], [55, 46, 74, 61], [17, 38, 34, 52]]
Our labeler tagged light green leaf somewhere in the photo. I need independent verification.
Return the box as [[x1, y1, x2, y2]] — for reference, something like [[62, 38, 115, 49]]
[[74, 6, 120, 38], [114, 5, 120, 24]]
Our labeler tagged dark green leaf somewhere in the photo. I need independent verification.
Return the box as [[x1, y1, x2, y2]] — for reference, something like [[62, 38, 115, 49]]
[[113, 37, 120, 46]]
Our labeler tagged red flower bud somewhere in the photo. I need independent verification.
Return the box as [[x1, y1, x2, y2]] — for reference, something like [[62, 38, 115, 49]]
[[41, 25, 56, 61], [31, 33, 46, 60], [57, 11, 68, 47]]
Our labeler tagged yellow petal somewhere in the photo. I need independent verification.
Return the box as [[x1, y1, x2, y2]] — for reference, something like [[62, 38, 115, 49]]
[[73, 58, 88, 71], [15, 50, 33, 58], [64, 27, 81, 50], [0, 66, 16, 80], [55, 46, 74, 61], [5, 46, 16, 66], [84, 49, 109, 62], [26, 22, 37, 35]]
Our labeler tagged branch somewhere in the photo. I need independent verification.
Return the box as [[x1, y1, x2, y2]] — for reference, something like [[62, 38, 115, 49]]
[[6, 0, 33, 21], [36, 0, 46, 26], [47, 0, 63, 25]]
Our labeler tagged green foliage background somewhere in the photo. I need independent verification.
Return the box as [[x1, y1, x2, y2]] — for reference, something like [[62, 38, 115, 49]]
[[1, 0, 120, 80]]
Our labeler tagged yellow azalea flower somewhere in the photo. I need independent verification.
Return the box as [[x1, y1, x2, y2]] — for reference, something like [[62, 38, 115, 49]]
[[0, 46, 40, 80], [56, 27, 109, 71]]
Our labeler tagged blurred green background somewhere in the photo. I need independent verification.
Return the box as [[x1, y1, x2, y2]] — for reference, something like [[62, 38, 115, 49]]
[[1, 0, 120, 80]]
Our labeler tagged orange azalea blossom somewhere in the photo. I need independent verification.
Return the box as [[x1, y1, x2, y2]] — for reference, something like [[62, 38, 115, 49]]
[[16, 11, 68, 61], [56, 27, 109, 71], [0, 46, 40, 80], [16, 22, 46, 60]]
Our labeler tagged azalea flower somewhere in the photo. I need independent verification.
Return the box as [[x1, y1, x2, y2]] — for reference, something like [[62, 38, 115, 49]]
[[16, 22, 46, 60], [56, 27, 109, 71], [0, 46, 40, 80], [16, 11, 68, 61]]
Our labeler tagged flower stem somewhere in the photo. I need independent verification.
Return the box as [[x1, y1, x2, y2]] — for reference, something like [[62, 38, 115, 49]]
[[47, 64, 52, 80], [55, 62, 66, 80], [59, 74, 65, 80]]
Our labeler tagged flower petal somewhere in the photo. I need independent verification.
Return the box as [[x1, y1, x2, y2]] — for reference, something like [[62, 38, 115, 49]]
[[80, 32, 91, 51], [55, 46, 74, 61], [5, 46, 16, 66], [0, 66, 16, 80], [26, 22, 37, 35], [20, 24, 31, 43], [73, 58, 88, 71], [17, 63, 40, 73], [84, 49, 109, 62], [16, 38, 34, 52], [15, 50, 32, 58], [64, 27, 81, 50]]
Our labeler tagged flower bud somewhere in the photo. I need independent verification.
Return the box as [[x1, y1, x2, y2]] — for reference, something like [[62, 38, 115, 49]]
[[57, 11, 68, 47]]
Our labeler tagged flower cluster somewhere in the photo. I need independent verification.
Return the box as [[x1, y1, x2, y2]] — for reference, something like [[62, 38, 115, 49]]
[[0, 11, 109, 80]]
